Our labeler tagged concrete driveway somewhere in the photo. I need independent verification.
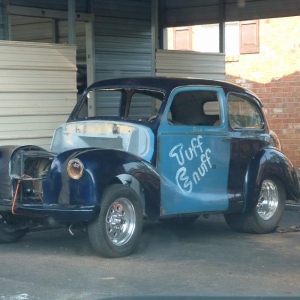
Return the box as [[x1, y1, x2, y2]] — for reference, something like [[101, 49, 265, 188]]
[[0, 209, 300, 300]]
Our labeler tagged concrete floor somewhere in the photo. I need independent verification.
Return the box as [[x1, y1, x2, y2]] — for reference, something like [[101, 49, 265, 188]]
[[0, 209, 300, 300]]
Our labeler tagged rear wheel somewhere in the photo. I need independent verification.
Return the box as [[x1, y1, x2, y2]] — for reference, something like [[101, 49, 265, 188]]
[[88, 184, 143, 258], [0, 215, 28, 244], [224, 177, 285, 234]]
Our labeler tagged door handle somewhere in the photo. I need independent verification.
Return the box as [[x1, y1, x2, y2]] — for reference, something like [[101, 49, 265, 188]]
[[221, 137, 231, 141]]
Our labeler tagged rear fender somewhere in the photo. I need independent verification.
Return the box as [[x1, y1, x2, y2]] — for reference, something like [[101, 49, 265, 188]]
[[243, 148, 299, 212]]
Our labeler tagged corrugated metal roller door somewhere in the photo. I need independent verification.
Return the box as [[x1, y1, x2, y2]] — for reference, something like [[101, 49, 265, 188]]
[[0, 40, 77, 148], [156, 49, 225, 80], [93, 0, 152, 116], [164, 0, 300, 27]]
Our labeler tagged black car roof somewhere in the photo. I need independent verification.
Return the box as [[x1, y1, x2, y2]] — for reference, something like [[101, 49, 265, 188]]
[[87, 76, 248, 94]]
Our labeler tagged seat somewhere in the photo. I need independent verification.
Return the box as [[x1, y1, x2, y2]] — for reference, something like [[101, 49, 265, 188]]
[[170, 92, 219, 126]]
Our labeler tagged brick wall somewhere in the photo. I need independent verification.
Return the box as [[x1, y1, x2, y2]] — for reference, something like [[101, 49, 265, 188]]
[[226, 16, 300, 168]]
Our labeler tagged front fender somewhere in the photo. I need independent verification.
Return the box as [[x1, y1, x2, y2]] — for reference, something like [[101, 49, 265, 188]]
[[43, 148, 160, 217], [243, 148, 299, 212]]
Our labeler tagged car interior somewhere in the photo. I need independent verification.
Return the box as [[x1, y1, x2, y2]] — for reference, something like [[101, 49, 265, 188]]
[[169, 90, 220, 126]]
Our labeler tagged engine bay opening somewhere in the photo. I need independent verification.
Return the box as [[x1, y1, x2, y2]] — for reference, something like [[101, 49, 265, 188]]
[[10, 147, 56, 205]]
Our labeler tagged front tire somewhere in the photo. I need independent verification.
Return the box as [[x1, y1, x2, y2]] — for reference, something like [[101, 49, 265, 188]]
[[88, 184, 143, 258], [0, 215, 28, 244], [224, 177, 285, 234]]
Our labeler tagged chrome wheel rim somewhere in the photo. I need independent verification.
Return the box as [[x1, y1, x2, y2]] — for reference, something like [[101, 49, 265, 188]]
[[105, 198, 136, 246], [256, 179, 279, 220]]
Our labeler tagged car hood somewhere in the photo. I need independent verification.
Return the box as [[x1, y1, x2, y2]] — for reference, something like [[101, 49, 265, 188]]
[[50, 120, 155, 161]]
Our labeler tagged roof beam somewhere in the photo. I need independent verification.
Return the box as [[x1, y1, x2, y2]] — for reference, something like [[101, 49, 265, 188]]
[[7, 5, 91, 22]]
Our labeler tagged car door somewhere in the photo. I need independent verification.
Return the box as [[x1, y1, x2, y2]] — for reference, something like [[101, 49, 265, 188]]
[[157, 87, 230, 216]]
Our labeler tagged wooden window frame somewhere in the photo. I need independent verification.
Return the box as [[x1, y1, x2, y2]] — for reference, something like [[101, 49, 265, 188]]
[[173, 26, 192, 51], [240, 20, 259, 54]]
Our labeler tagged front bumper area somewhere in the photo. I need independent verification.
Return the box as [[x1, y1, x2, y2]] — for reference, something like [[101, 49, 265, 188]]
[[0, 199, 100, 222]]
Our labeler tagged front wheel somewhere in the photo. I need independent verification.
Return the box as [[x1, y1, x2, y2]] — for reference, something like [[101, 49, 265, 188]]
[[88, 184, 144, 258], [224, 177, 285, 234], [0, 215, 29, 244]]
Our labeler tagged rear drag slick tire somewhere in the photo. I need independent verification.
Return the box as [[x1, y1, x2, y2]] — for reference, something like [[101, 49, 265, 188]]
[[224, 177, 285, 234]]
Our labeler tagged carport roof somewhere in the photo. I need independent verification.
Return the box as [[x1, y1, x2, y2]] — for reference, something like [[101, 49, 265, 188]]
[[163, 0, 300, 27], [7, 1, 300, 26]]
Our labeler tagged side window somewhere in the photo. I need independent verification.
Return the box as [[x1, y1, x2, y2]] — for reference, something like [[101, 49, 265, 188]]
[[228, 93, 264, 129], [75, 90, 122, 119], [95, 90, 122, 117], [168, 90, 220, 126], [129, 93, 153, 119], [128, 92, 162, 120]]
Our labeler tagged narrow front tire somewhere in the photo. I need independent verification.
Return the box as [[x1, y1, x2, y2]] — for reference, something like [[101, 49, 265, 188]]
[[88, 184, 143, 258]]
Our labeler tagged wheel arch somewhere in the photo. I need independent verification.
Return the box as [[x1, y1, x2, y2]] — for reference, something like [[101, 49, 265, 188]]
[[243, 148, 299, 213], [108, 172, 160, 221], [69, 148, 161, 220]]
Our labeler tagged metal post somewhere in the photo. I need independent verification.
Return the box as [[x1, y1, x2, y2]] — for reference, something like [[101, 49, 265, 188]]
[[151, 0, 158, 77], [158, 0, 165, 49], [52, 19, 58, 43], [219, 0, 225, 53], [151, 0, 159, 115], [68, 0, 76, 44], [86, 21, 95, 117], [4, 0, 10, 40]]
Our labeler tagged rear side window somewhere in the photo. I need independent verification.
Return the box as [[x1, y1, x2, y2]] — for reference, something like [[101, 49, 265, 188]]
[[228, 93, 264, 129]]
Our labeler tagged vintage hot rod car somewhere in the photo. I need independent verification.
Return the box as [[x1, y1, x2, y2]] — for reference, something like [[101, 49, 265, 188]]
[[0, 77, 299, 258]]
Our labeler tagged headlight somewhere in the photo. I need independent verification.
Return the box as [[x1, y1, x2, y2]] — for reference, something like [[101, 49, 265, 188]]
[[67, 158, 84, 179]]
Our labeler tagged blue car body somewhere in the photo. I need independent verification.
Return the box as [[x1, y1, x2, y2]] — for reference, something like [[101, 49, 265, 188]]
[[0, 77, 298, 225]]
